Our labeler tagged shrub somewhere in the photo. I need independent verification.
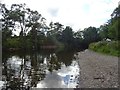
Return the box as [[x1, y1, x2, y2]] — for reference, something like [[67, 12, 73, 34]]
[[89, 41, 120, 56]]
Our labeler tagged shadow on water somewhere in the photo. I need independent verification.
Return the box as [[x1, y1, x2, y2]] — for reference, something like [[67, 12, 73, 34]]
[[1, 49, 80, 89]]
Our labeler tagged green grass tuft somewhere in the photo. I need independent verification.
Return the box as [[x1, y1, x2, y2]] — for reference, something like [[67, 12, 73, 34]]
[[89, 41, 120, 57]]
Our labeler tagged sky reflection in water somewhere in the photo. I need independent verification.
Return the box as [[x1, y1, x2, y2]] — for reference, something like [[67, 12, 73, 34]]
[[36, 61, 79, 88], [1, 51, 80, 89]]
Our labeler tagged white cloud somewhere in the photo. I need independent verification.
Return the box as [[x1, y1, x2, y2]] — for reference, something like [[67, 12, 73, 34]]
[[47, 8, 59, 17], [1, 0, 119, 31]]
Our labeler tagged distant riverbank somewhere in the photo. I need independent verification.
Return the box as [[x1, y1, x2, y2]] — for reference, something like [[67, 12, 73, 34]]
[[77, 49, 118, 88]]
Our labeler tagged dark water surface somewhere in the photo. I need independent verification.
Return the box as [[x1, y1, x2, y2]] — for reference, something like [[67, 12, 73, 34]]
[[1, 50, 80, 89]]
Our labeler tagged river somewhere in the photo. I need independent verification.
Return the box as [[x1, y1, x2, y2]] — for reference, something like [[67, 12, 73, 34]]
[[1, 49, 80, 89]]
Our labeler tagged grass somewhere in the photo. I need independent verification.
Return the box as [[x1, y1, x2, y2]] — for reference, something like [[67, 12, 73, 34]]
[[89, 41, 120, 57]]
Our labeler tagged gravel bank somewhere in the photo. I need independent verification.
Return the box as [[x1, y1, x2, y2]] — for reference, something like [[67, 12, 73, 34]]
[[77, 49, 118, 88]]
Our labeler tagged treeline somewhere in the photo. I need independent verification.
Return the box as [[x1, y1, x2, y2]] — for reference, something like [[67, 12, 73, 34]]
[[89, 4, 120, 56], [99, 4, 120, 41], [0, 3, 119, 51]]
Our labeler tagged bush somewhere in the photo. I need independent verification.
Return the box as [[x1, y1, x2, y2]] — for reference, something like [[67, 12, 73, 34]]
[[89, 41, 120, 56], [6, 37, 21, 48]]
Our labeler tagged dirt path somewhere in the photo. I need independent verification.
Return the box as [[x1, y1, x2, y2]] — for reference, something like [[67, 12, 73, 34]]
[[77, 49, 118, 88]]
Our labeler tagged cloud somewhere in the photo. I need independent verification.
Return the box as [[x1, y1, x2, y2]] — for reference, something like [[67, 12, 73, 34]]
[[36, 71, 66, 88], [1, 0, 120, 31], [47, 8, 59, 17]]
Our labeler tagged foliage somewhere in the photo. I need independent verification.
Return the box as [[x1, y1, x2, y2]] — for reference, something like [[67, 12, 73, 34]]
[[1, 3, 46, 50], [99, 24, 109, 40], [82, 26, 101, 47], [60, 26, 74, 47], [89, 41, 120, 56], [108, 17, 119, 40], [1, 3, 119, 52], [99, 4, 120, 41]]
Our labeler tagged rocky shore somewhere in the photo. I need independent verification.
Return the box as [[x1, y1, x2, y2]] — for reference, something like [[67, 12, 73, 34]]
[[77, 49, 118, 88]]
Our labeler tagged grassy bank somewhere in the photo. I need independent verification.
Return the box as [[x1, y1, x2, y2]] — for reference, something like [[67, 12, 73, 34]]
[[89, 41, 120, 56]]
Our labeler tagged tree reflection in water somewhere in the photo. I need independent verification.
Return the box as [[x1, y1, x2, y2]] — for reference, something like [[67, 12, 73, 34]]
[[2, 50, 79, 89]]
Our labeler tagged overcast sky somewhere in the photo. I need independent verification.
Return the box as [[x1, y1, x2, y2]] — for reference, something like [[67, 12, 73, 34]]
[[1, 0, 119, 31]]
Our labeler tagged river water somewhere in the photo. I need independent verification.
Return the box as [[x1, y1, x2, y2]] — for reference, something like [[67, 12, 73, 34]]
[[1, 50, 80, 89]]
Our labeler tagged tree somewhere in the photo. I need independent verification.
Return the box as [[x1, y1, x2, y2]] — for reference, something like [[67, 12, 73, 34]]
[[83, 26, 100, 46], [108, 4, 120, 40], [2, 27, 12, 49], [73, 30, 85, 49], [47, 22, 63, 36], [46, 22, 64, 47], [61, 26, 74, 47], [111, 4, 120, 19], [0, 3, 44, 36], [0, 3, 46, 50], [99, 24, 109, 40], [108, 18, 119, 40], [74, 30, 83, 39]]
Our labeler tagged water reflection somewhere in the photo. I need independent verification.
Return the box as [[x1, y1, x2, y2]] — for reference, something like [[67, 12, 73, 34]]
[[1, 50, 80, 89]]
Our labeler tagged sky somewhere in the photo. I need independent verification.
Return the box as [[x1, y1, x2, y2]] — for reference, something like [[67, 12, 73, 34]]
[[1, 0, 119, 31]]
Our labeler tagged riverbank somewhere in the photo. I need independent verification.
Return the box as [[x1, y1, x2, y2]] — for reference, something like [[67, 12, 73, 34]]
[[89, 41, 120, 56], [77, 49, 118, 88]]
